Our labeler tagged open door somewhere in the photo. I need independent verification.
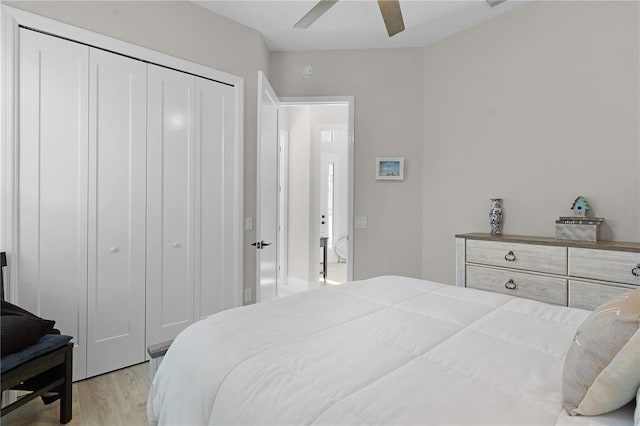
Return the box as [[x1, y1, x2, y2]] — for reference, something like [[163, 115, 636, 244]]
[[255, 71, 280, 302]]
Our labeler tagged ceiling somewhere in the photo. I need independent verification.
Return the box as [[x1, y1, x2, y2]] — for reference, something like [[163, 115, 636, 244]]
[[194, 0, 527, 52]]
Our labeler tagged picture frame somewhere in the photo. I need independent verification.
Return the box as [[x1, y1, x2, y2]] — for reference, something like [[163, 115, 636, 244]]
[[375, 157, 404, 180]]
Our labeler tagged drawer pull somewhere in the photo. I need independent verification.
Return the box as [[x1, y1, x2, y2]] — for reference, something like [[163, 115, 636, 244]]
[[633, 264, 640, 277], [504, 279, 517, 290], [504, 251, 516, 262]]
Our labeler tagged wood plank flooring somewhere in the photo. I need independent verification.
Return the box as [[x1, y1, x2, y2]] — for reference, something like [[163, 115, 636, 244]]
[[1, 362, 149, 426]]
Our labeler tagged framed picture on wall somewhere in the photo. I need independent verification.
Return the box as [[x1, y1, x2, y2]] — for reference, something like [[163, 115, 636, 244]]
[[375, 157, 404, 180]]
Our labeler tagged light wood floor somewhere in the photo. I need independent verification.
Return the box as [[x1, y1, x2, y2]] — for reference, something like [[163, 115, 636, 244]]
[[1, 362, 149, 426], [325, 262, 347, 285]]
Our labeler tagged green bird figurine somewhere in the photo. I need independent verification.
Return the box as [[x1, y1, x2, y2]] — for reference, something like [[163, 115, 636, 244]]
[[571, 196, 590, 217]]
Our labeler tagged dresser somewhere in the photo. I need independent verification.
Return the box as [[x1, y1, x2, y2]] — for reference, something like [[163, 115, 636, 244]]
[[455, 233, 640, 310]]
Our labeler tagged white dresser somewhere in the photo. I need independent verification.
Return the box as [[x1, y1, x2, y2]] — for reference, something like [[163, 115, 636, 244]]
[[456, 233, 640, 310]]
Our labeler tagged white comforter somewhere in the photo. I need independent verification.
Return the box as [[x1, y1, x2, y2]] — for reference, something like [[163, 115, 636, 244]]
[[148, 275, 635, 425]]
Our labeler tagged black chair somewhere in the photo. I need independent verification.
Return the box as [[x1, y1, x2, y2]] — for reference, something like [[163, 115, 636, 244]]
[[0, 252, 74, 424]]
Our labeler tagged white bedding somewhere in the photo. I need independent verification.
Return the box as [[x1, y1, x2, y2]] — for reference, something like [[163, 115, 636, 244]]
[[148, 275, 635, 425]]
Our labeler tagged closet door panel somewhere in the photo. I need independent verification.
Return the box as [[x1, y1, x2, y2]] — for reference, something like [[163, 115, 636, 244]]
[[18, 29, 89, 380], [195, 79, 237, 319], [147, 65, 195, 345], [87, 48, 147, 377]]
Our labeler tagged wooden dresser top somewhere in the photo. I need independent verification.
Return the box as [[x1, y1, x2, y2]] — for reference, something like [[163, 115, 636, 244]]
[[455, 233, 640, 253]]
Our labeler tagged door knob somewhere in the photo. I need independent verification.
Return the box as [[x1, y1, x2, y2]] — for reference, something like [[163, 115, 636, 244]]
[[172, 242, 181, 248], [109, 246, 119, 253], [251, 240, 271, 249]]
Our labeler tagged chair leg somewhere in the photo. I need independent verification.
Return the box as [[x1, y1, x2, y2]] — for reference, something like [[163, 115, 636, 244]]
[[59, 344, 73, 424]]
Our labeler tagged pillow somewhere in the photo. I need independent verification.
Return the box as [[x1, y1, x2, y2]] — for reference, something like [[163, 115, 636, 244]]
[[563, 288, 640, 416], [1, 314, 56, 356], [1, 299, 40, 317]]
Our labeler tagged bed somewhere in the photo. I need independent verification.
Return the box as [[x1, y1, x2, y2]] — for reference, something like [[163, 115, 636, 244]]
[[147, 275, 637, 425]]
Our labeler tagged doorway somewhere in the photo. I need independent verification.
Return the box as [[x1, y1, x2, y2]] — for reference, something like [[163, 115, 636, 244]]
[[279, 104, 352, 294], [255, 72, 354, 301]]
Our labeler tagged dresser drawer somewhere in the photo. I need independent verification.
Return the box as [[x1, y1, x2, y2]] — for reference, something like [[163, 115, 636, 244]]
[[569, 248, 640, 286], [568, 280, 633, 310], [466, 265, 567, 305], [466, 240, 567, 275]]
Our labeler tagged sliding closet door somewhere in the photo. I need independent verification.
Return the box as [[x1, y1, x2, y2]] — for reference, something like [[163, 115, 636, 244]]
[[18, 29, 89, 381], [194, 78, 237, 319], [146, 65, 196, 346], [86, 49, 147, 377]]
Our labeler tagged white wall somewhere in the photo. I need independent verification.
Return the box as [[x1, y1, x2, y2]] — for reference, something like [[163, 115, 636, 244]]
[[4, 0, 270, 301], [270, 49, 425, 280], [270, 1, 639, 286], [422, 0, 640, 284], [284, 106, 312, 283]]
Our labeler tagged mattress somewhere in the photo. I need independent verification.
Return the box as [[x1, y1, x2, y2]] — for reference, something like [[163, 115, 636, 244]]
[[147, 275, 635, 425]]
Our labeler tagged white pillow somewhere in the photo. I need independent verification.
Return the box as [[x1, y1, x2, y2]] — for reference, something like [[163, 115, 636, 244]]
[[563, 289, 640, 416]]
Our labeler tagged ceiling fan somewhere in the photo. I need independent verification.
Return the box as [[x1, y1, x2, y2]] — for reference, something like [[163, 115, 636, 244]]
[[294, 0, 405, 37]]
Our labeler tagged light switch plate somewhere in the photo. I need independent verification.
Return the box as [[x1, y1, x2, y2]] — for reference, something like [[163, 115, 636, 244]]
[[244, 217, 254, 231], [355, 216, 368, 229]]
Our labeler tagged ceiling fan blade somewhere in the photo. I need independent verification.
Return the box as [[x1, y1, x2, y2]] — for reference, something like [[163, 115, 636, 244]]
[[294, 0, 339, 29], [377, 0, 405, 37]]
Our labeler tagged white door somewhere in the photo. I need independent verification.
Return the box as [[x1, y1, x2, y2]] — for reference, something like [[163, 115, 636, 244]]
[[86, 48, 147, 377], [146, 64, 196, 346], [18, 29, 89, 380], [194, 77, 237, 319], [256, 71, 280, 302]]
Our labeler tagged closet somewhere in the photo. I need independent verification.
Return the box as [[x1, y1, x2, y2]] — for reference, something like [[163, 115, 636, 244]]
[[146, 65, 237, 345], [16, 27, 241, 381]]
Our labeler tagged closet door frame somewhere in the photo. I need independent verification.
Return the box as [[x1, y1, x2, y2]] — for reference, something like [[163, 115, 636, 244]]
[[1, 5, 244, 307]]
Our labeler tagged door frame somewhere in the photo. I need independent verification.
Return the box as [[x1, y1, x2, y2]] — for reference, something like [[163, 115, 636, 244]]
[[277, 130, 289, 289], [279, 96, 355, 285], [0, 5, 245, 306]]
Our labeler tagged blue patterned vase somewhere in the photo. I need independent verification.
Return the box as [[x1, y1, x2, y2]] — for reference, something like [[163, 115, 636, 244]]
[[489, 198, 503, 234]]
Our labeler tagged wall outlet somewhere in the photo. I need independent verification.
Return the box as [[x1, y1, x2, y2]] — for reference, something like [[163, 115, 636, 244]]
[[244, 288, 253, 303], [355, 216, 368, 229]]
